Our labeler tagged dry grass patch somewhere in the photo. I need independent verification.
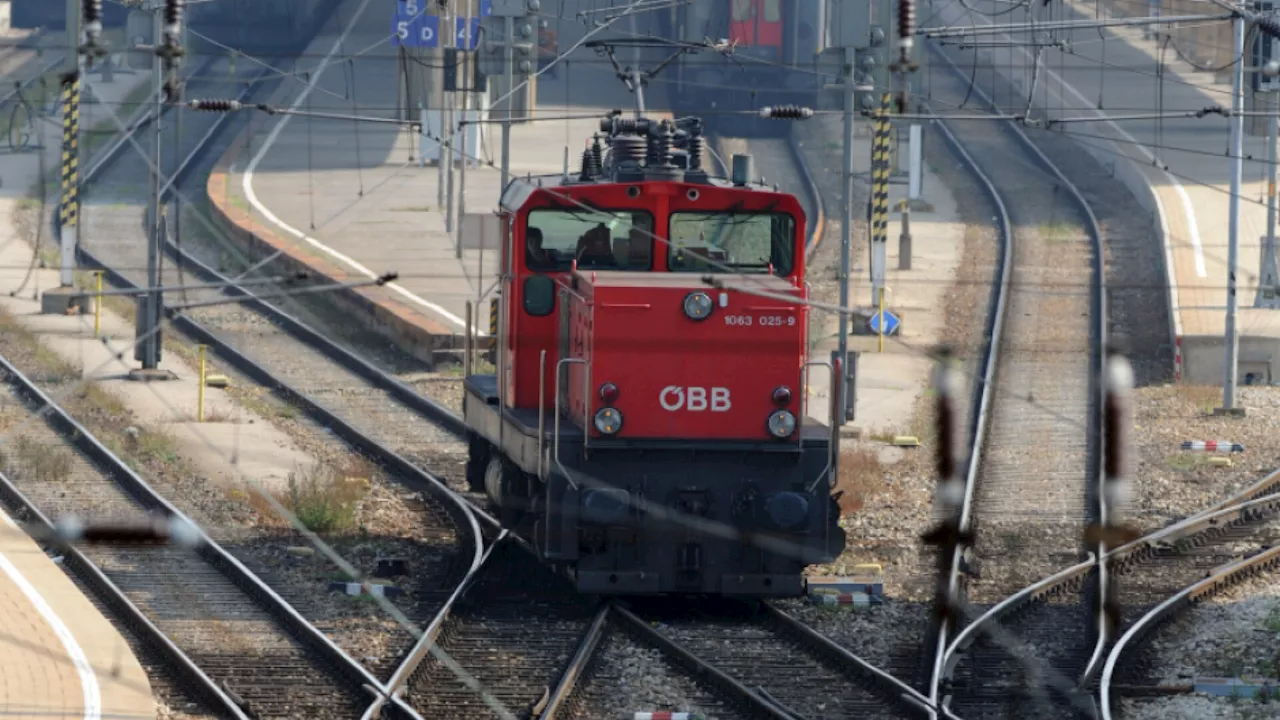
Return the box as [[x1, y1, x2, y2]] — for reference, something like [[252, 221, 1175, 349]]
[[835, 447, 885, 516], [1173, 384, 1222, 414], [0, 435, 73, 482], [275, 457, 376, 535]]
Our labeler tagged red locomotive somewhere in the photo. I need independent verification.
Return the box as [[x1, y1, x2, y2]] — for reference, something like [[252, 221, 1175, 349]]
[[462, 111, 846, 596]]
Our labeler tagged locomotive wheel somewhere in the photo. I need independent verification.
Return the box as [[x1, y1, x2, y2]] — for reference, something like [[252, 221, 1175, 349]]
[[465, 433, 489, 493], [484, 455, 525, 530]]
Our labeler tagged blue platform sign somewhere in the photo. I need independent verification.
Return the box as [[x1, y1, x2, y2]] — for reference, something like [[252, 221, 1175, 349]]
[[480, 0, 493, 16], [456, 17, 481, 50], [867, 309, 900, 336], [392, 12, 439, 48]]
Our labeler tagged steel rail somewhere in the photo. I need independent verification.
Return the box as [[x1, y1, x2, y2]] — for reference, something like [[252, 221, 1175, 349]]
[[0, 459, 249, 718], [764, 602, 935, 716], [77, 101, 487, 717], [367, 533, 508, 720], [1099, 544, 1280, 718], [924, 36, 1109, 716], [611, 604, 800, 720], [538, 603, 614, 719], [66, 51, 459, 720], [0, 303, 395, 710], [918, 98, 1014, 720], [942, 472, 1280, 687]]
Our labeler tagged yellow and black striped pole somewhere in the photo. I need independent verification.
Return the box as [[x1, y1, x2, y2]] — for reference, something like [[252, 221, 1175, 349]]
[[58, 75, 81, 231], [871, 93, 893, 352], [57, 73, 81, 288], [488, 295, 498, 349]]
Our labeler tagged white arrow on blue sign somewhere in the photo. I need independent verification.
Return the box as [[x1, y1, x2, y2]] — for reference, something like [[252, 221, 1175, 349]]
[[867, 310, 900, 335], [392, 12, 439, 48]]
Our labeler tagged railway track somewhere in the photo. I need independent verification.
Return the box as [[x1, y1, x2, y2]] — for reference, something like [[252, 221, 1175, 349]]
[[33, 13, 943, 715], [1099, 508, 1280, 717], [921, 37, 1108, 717], [0, 289, 392, 718], [76, 46, 486, 688]]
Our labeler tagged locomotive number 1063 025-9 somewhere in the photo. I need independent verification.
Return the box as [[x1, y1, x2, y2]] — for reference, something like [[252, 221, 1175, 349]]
[[723, 314, 796, 327]]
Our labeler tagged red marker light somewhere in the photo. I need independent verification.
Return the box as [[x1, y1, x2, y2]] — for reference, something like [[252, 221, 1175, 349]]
[[600, 382, 619, 404], [773, 386, 792, 406]]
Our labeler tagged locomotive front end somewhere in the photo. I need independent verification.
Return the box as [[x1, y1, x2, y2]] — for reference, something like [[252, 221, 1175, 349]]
[[542, 265, 844, 596]]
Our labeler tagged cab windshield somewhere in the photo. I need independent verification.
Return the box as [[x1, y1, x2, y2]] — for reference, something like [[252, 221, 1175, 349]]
[[668, 211, 796, 274], [525, 209, 655, 271]]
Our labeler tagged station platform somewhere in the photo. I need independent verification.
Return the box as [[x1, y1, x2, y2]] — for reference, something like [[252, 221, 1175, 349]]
[[208, 0, 672, 363], [0, 509, 154, 718], [930, 0, 1280, 385]]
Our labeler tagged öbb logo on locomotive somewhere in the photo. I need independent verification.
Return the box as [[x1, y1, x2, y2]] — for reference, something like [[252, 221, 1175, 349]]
[[658, 386, 732, 412]]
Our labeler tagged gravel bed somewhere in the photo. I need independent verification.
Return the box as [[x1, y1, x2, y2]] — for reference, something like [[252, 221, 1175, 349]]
[[567, 629, 737, 720], [1114, 568, 1280, 720], [1127, 385, 1280, 529], [1147, 570, 1280, 686]]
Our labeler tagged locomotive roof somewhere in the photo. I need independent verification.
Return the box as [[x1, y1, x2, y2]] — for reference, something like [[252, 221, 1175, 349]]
[[499, 173, 791, 214]]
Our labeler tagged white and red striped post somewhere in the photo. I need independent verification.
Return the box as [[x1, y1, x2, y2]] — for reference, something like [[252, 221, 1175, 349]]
[[1181, 441, 1245, 453]]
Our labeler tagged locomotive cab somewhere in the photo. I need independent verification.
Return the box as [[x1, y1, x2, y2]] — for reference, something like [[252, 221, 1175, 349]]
[[462, 115, 847, 596]]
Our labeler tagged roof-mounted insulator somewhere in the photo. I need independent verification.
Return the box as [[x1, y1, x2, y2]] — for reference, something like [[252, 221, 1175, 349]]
[[896, 0, 918, 69], [187, 99, 243, 112], [80, 0, 107, 61], [759, 105, 813, 120], [157, 0, 185, 102]]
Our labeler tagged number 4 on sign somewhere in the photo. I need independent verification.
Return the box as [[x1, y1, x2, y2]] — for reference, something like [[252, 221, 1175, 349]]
[[456, 17, 480, 51]]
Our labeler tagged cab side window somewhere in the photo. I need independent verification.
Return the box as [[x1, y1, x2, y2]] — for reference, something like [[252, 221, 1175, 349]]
[[524, 209, 655, 271]]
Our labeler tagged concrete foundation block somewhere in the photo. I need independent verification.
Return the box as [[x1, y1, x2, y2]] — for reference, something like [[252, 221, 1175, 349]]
[[126, 368, 177, 382], [40, 287, 91, 315]]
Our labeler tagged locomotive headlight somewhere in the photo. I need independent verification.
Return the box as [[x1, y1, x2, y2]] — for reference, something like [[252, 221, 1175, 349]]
[[594, 407, 623, 435], [767, 409, 797, 438], [683, 291, 713, 321]]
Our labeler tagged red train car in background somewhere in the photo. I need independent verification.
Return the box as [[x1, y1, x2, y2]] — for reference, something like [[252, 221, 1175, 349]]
[[667, 0, 829, 136], [462, 113, 846, 597]]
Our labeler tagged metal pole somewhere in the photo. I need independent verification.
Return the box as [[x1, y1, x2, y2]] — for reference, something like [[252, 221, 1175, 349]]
[[93, 271, 103, 337], [1257, 93, 1280, 307], [500, 15, 513, 196], [197, 345, 207, 422], [444, 0, 455, 234], [836, 46, 856, 425], [457, 105, 469, 260], [60, 0, 81, 289], [142, 5, 164, 370], [1222, 12, 1244, 411]]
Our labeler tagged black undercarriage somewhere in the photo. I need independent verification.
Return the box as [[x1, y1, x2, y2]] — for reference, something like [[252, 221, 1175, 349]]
[[463, 375, 847, 596]]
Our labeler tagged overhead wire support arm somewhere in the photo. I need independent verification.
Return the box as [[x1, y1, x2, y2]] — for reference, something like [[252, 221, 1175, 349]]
[[919, 12, 1235, 38]]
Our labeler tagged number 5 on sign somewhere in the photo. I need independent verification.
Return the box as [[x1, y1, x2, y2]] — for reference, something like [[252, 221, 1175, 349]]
[[392, 12, 439, 48]]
